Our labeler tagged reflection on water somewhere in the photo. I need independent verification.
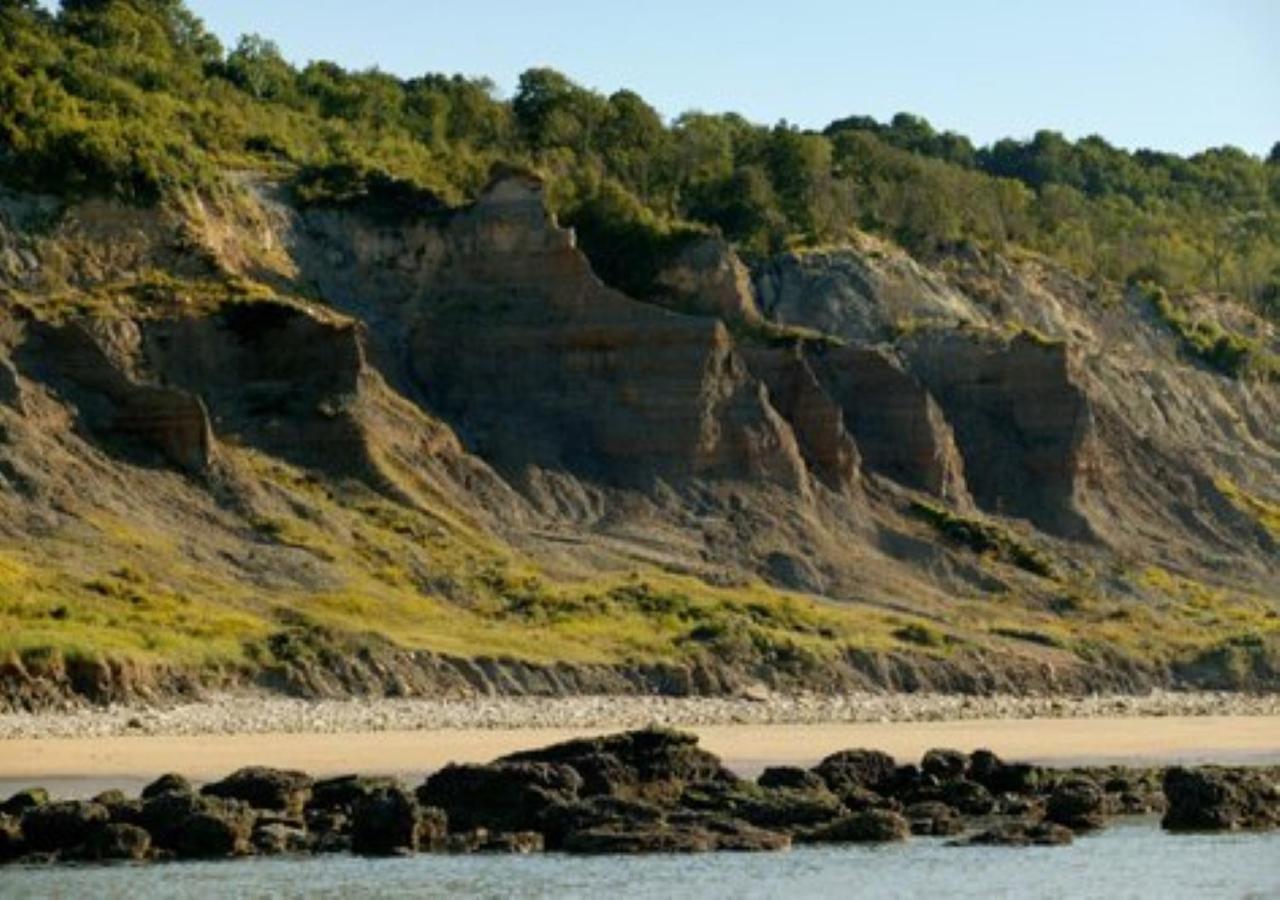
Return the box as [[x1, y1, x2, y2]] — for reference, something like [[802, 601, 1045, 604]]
[[4, 821, 1278, 900]]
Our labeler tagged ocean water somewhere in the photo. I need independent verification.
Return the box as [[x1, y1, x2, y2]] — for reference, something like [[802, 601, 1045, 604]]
[[3, 821, 1278, 900]]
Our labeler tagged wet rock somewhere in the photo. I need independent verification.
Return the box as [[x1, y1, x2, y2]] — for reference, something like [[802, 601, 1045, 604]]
[[138, 792, 256, 858], [904, 801, 964, 836], [0, 814, 25, 861], [1046, 777, 1106, 831], [82, 823, 151, 861], [141, 773, 193, 799], [921, 748, 969, 781], [21, 801, 110, 853], [757, 766, 828, 793], [309, 775, 401, 814], [1162, 767, 1279, 832], [350, 786, 440, 856], [812, 749, 897, 795], [967, 750, 1042, 795], [799, 809, 910, 844], [838, 785, 900, 813], [955, 820, 1074, 847], [418, 761, 582, 832], [498, 727, 735, 801], [477, 830, 545, 854], [203, 766, 314, 816], [679, 780, 845, 830], [538, 795, 666, 849], [941, 778, 996, 816], [562, 823, 716, 854], [252, 822, 311, 855], [1, 788, 49, 816]]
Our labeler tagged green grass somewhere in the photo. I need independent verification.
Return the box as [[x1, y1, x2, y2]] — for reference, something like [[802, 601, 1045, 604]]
[[909, 500, 1057, 579], [1145, 285, 1279, 381]]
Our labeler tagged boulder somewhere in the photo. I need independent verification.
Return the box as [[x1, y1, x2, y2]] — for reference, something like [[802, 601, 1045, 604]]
[[138, 792, 255, 858], [1161, 767, 1278, 832], [1, 788, 49, 816], [477, 831, 545, 854], [921, 749, 969, 781], [309, 775, 402, 813], [798, 809, 910, 844], [967, 750, 1042, 795], [955, 821, 1074, 847], [20, 800, 110, 853], [418, 761, 582, 832], [562, 823, 716, 854], [904, 801, 964, 836], [498, 728, 733, 801], [82, 823, 151, 861], [678, 780, 845, 830], [0, 814, 25, 861], [757, 766, 829, 793], [812, 749, 897, 795], [350, 786, 436, 856], [252, 822, 311, 855], [203, 766, 314, 816], [1045, 777, 1106, 831], [141, 773, 193, 800], [538, 795, 666, 849], [941, 779, 996, 816]]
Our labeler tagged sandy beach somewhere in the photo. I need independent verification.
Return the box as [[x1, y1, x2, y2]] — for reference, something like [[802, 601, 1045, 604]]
[[2, 714, 1277, 799]]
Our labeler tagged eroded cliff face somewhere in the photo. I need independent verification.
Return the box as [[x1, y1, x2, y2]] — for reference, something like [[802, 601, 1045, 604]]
[[0, 171, 1276, 707]]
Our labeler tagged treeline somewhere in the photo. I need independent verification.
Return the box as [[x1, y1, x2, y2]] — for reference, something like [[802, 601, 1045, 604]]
[[1, 0, 1278, 313]]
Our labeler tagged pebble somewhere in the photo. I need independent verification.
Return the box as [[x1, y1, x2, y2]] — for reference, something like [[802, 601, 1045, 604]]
[[1, 690, 1277, 740]]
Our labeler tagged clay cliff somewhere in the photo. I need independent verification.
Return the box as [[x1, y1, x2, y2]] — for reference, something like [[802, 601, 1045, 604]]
[[0, 173, 1276, 708]]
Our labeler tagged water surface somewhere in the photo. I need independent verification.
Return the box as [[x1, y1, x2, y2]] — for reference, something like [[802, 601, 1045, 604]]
[[4, 821, 1278, 899]]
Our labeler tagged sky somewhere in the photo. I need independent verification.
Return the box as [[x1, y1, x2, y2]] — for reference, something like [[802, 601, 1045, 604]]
[[105, 1, 1280, 156]]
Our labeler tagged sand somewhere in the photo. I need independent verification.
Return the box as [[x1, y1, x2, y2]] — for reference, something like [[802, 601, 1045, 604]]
[[2, 715, 1277, 798]]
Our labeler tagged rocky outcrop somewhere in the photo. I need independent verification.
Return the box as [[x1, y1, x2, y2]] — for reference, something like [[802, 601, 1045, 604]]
[[654, 235, 761, 322], [902, 332, 1097, 537]]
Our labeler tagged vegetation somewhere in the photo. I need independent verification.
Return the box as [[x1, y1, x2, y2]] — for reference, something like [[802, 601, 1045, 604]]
[[2, 1, 1278, 317], [1142, 284, 1279, 380], [909, 500, 1057, 579]]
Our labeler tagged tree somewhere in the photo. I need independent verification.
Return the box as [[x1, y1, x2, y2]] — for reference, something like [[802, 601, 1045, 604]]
[[224, 34, 295, 102], [1268, 142, 1280, 166], [512, 67, 605, 154]]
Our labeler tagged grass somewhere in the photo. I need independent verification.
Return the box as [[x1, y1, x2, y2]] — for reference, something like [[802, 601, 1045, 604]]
[[1144, 284, 1279, 381], [908, 500, 1057, 579]]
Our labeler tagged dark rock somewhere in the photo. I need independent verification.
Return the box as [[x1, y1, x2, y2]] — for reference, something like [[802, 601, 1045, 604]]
[[679, 780, 845, 830], [418, 761, 581, 832], [967, 750, 1042, 795], [203, 766, 314, 816], [941, 778, 996, 816], [0, 814, 25, 861], [252, 822, 311, 855], [838, 785, 900, 812], [21, 800, 110, 853], [478, 831, 545, 854], [757, 766, 828, 793], [956, 821, 1074, 847], [1161, 767, 1278, 832], [562, 823, 716, 854], [538, 795, 665, 848], [138, 792, 255, 858], [995, 793, 1043, 817], [812, 749, 897, 795], [351, 786, 432, 856], [91, 790, 128, 807], [309, 775, 401, 813], [921, 748, 969, 781], [1, 788, 49, 816], [1046, 777, 1106, 831], [904, 801, 964, 836], [499, 727, 734, 801], [83, 823, 151, 861], [141, 773, 193, 800], [798, 809, 910, 844]]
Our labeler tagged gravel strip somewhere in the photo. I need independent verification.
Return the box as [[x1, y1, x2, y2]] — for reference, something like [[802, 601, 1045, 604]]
[[3, 691, 1278, 740]]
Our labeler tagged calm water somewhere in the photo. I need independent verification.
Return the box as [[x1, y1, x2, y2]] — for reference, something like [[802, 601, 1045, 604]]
[[3, 821, 1278, 900]]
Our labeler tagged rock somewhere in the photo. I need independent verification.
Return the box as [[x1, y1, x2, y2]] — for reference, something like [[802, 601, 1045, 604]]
[[967, 750, 1042, 795], [82, 823, 151, 861], [477, 831, 545, 854], [203, 766, 314, 816], [838, 786, 899, 813], [799, 809, 911, 844], [679, 780, 845, 830], [252, 822, 311, 855], [138, 792, 256, 858], [1, 788, 49, 816], [812, 749, 897, 795], [921, 748, 969, 781], [499, 727, 735, 801], [562, 823, 716, 854], [538, 795, 666, 848], [1045, 777, 1106, 831], [1161, 767, 1279, 832], [141, 773, 193, 799], [309, 775, 401, 813], [941, 779, 996, 816], [0, 814, 25, 861], [757, 766, 828, 793], [350, 786, 435, 856], [904, 801, 964, 836], [20, 800, 110, 853], [955, 821, 1074, 847], [418, 761, 582, 832]]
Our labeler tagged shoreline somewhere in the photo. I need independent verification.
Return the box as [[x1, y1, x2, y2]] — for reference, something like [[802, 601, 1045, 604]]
[[3, 714, 1278, 800], [4, 689, 1280, 741]]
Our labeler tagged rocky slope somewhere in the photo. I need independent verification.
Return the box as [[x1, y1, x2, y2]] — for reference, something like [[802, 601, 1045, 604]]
[[0, 172, 1276, 708]]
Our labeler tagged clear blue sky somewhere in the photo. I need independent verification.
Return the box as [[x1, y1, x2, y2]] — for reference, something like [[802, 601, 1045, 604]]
[[121, 1, 1280, 156]]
